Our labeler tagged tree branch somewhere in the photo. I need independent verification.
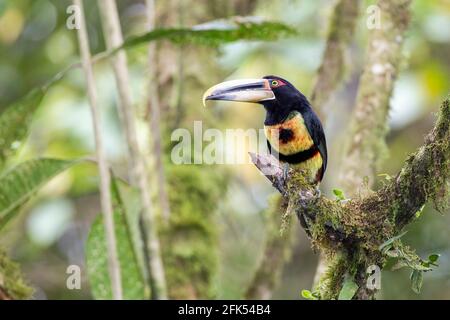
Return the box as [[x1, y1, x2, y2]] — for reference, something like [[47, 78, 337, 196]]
[[330, 0, 411, 299], [250, 96, 450, 300], [245, 195, 293, 299], [311, 0, 360, 120], [246, 0, 361, 298], [97, 0, 168, 299], [309, 0, 361, 286], [367, 97, 450, 230], [74, 0, 122, 300], [145, 0, 171, 223], [338, 0, 412, 195]]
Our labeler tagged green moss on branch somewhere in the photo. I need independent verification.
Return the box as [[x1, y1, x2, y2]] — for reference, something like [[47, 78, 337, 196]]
[[250, 96, 449, 300], [161, 165, 228, 299], [364, 97, 450, 230], [0, 247, 33, 300]]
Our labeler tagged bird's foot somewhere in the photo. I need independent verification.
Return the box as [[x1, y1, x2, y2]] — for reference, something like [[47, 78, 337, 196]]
[[273, 163, 289, 196], [274, 179, 287, 197], [314, 186, 322, 199]]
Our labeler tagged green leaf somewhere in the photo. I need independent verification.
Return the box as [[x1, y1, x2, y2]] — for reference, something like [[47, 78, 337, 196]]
[[112, 178, 149, 286], [428, 254, 440, 263], [117, 18, 298, 52], [379, 231, 408, 251], [332, 188, 345, 201], [408, 262, 432, 271], [410, 270, 423, 294], [415, 204, 426, 218], [0, 158, 79, 229], [2, 19, 296, 131], [86, 179, 147, 300], [0, 88, 46, 168], [301, 289, 318, 300], [338, 277, 359, 300]]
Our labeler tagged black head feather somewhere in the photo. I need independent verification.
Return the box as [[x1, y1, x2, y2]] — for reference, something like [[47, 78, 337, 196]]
[[261, 75, 310, 125]]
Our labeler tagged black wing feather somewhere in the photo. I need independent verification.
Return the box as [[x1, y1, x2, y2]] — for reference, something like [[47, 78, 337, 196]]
[[302, 109, 327, 176]]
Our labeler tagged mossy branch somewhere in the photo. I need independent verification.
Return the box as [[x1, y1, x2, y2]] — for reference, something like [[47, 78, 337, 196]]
[[246, 0, 361, 286], [0, 247, 33, 300], [365, 97, 450, 230], [250, 96, 450, 299], [309, 0, 361, 287]]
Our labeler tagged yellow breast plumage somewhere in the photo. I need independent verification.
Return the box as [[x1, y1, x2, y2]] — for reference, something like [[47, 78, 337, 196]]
[[264, 111, 324, 182], [264, 111, 314, 155]]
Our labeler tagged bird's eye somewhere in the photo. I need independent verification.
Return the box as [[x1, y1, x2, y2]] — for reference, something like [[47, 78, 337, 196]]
[[271, 80, 279, 87]]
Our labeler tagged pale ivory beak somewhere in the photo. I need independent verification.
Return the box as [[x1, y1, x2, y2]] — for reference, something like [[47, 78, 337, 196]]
[[202, 79, 275, 107]]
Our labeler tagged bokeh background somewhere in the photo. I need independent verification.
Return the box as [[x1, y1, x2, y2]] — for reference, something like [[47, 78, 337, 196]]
[[0, 0, 449, 299]]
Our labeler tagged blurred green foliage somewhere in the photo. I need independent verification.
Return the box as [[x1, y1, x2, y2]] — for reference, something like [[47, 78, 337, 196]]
[[161, 164, 228, 299], [0, 159, 79, 230], [86, 178, 146, 300], [0, 0, 448, 300], [0, 246, 33, 299]]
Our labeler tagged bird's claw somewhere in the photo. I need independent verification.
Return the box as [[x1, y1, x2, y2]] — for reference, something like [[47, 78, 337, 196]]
[[274, 180, 288, 196], [282, 163, 289, 182], [314, 186, 322, 199]]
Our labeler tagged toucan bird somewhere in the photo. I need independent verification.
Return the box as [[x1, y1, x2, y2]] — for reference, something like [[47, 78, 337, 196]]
[[203, 75, 327, 184]]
